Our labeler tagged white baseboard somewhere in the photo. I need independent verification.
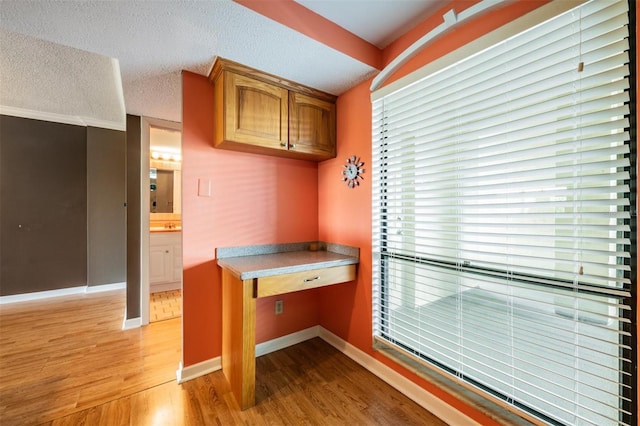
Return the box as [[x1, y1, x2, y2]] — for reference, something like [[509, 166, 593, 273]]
[[122, 316, 141, 330], [0, 283, 126, 304], [256, 326, 320, 357], [176, 326, 321, 384], [0, 286, 86, 304], [176, 358, 222, 384], [86, 282, 126, 293], [318, 328, 480, 426]]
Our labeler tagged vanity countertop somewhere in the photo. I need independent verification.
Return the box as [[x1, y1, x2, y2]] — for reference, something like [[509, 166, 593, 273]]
[[217, 242, 359, 280], [150, 226, 182, 233]]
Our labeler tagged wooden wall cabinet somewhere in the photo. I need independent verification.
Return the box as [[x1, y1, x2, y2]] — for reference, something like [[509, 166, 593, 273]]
[[218, 72, 288, 151], [210, 58, 336, 161], [288, 91, 336, 159]]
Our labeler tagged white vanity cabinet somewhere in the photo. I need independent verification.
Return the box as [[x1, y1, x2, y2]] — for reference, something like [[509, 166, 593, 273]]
[[149, 231, 182, 292]]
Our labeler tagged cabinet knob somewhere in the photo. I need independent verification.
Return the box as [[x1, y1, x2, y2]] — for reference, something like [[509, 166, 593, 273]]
[[165, 250, 169, 254], [290, 144, 296, 149], [280, 142, 287, 148]]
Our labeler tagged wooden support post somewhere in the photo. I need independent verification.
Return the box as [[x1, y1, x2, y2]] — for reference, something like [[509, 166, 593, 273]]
[[221, 269, 256, 410]]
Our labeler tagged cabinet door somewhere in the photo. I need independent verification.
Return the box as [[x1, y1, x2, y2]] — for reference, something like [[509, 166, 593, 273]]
[[222, 72, 289, 150], [149, 244, 172, 284], [289, 92, 336, 159]]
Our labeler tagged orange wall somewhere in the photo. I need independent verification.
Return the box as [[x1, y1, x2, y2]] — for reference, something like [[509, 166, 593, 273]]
[[317, 82, 372, 351], [181, 71, 321, 366]]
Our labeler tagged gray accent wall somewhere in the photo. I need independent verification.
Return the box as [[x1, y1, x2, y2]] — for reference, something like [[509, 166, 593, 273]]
[[0, 116, 128, 297], [1, 113, 141, 319], [125, 114, 141, 319], [1, 115, 87, 295], [87, 127, 126, 288]]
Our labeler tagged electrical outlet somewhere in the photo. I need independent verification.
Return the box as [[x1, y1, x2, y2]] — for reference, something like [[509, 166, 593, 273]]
[[275, 300, 284, 315]]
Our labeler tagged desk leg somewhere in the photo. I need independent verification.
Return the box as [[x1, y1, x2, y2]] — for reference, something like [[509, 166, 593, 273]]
[[221, 269, 256, 410]]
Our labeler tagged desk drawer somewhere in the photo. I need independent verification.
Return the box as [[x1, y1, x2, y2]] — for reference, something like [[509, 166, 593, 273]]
[[256, 264, 356, 298]]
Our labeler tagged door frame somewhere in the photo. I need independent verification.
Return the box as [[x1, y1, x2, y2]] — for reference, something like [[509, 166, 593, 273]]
[[140, 116, 182, 325]]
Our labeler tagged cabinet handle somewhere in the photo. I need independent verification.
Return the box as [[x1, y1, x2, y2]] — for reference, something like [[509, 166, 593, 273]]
[[280, 142, 287, 148], [165, 250, 169, 254], [304, 276, 320, 282], [290, 144, 296, 149]]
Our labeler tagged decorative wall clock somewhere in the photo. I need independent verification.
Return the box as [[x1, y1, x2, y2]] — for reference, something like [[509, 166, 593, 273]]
[[342, 155, 365, 188]]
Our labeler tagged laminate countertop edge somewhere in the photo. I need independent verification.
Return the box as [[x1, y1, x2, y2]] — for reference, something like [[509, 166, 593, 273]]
[[216, 242, 359, 280]]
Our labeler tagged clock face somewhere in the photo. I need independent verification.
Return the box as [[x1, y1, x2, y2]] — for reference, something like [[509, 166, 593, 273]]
[[342, 155, 365, 188], [345, 164, 358, 179]]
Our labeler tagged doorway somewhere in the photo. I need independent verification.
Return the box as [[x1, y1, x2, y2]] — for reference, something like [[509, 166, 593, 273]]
[[140, 117, 182, 325]]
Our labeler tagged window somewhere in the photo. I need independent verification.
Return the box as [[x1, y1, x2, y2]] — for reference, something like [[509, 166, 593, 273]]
[[371, 1, 635, 425]]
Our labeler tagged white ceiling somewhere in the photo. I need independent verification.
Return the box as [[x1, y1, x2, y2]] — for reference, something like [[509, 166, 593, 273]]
[[296, 0, 447, 48], [0, 0, 447, 127]]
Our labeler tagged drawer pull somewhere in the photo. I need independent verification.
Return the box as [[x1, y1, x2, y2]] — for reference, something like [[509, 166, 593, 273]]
[[304, 276, 320, 282]]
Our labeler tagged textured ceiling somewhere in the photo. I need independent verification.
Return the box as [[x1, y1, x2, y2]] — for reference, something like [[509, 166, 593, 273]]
[[0, 0, 444, 126], [0, 29, 126, 129]]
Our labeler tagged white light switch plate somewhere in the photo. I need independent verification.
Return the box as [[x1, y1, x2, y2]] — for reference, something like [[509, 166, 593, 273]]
[[198, 178, 211, 197]]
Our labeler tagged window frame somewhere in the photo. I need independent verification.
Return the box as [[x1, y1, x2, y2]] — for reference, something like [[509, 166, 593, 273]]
[[371, 1, 637, 424]]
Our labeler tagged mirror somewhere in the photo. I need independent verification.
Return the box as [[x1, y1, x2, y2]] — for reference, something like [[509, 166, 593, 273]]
[[149, 125, 181, 216], [150, 168, 174, 213]]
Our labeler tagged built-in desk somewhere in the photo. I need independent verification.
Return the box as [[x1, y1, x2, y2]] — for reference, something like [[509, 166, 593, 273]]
[[217, 242, 359, 410]]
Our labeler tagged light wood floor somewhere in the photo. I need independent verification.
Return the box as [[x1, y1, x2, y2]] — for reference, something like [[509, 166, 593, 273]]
[[0, 290, 446, 425]]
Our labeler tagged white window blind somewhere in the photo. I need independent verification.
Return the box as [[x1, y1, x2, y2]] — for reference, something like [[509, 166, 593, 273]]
[[371, 1, 634, 425]]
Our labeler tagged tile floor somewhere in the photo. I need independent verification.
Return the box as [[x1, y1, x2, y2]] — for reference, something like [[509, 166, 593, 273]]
[[150, 289, 181, 322]]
